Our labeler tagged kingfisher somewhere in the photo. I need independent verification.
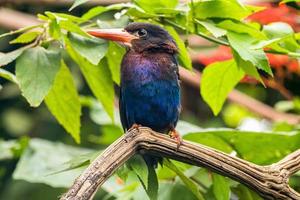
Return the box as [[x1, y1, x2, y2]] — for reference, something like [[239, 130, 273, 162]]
[[87, 23, 181, 167]]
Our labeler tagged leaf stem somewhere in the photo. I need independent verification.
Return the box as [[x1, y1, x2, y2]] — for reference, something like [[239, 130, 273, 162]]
[[0, 24, 42, 39]]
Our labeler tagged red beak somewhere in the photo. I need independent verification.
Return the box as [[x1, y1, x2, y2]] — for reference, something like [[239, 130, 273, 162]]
[[86, 28, 138, 46]]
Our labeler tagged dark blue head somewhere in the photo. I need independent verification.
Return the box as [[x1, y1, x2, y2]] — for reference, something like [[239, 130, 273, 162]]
[[87, 22, 178, 54]]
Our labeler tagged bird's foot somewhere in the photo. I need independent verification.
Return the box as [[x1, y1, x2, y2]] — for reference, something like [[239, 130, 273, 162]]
[[128, 123, 141, 132], [169, 129, 182, 150]]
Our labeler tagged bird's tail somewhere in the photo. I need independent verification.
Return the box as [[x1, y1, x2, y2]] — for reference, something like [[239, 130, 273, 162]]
[[142, 154, 162, 168]]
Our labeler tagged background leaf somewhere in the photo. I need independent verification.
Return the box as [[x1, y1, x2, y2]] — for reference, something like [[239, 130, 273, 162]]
[[212, 173, 230, 200], [0, 68, 18, 83], [68, 32, 108, 65], [165, 26, 192, 69], [201, 59, 245, 115], [106, 42, 125, 85], [45, 61, 81, 143], [10, 31, 40, 44], [164, 159, 204, 200], [193, 0, 253, 20], [227, 31, 272, 75], [67, 42, 115, 120], [15, 46, 61, 107]]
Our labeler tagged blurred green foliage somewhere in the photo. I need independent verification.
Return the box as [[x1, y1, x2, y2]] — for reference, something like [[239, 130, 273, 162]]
[[0, 0, 300, 199]]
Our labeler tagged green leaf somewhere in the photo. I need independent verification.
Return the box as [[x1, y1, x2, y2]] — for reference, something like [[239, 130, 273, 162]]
[[147, 163, 158, 200], [0, 24, 41, 39], [49, 18, 61, 40], [196, 20, 227, 38], [69, 0, 90, 11], [165, 26, 192, 69], [45, 61, 81, 143], [217, 20, 265, 39], [0, 68, 18, 83], [134, 0, 178, 13], [227, 31, 272, 75], [263, 22, 294, 38], [59, 20, 90, 37], [232, 184, 262, 200], [212, 173, 230, 200], [10, 31, 40, 44], [15, 46, 61, 107], [280, 0, 300, 3], [0, 138, 28, 160], [193, 0, 253, 20], [82, 6, 107, 20], [13, 138, 95, 188], [232, 50, 263, 84], [184, 129, 300, 165], [106, 42, 125, 85], [0, 45, 32, 67], [68, 32, 108, 65], [164, 159, 204, 200], [66, 42, 114, 120], [201, 59, 244, 115], [128, 155, 149, 191]]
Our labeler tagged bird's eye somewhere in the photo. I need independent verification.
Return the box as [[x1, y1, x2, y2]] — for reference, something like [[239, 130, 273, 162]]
[[137, 29, 147, 37]]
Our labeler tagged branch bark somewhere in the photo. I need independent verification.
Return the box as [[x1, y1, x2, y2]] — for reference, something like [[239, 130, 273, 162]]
[[60, 127, 300, 200]]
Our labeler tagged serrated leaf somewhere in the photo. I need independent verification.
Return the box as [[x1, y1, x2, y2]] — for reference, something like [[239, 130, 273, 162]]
[[0, 68, 18, 83], [106, 42, 125, 85], [217, 20, 265, 39], [45, 61, 81, 143], [201, 59, 244, 115], [232, 50, 263, 84], [10, 31, 40, 44], [13, 138, 95, 188], [66, 41, 114, 120], [165, 26, 192, 69], [69, 0, 90, 11], [196, 20, 226, 38], [164, 159, 204, 200], [68, 32, 108, 65], [212, 173, 230, 200], [16, 46, 61, 107], [194, 0, 253, 20], [227, 31, 272, 75]]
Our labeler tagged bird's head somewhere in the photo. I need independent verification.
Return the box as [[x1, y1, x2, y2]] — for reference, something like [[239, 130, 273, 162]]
[[87, 22, 178, 54]]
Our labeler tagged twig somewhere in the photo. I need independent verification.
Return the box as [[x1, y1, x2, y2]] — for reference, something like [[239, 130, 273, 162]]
[[61, 127, 300, 200]]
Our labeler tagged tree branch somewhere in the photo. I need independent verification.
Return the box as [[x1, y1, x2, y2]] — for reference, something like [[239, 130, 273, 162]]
[[60, 127, 300, 200]]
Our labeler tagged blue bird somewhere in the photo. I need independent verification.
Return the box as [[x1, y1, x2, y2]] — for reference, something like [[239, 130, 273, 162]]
[[88, 23, 181, 167]]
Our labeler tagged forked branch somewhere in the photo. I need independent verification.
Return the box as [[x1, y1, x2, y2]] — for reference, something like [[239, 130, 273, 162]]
[[61, 127, 300, 200]]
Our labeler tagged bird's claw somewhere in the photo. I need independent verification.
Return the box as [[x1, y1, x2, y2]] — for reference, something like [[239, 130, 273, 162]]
[[169, 129, 182, 150], [128, 123, 141, 132]]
